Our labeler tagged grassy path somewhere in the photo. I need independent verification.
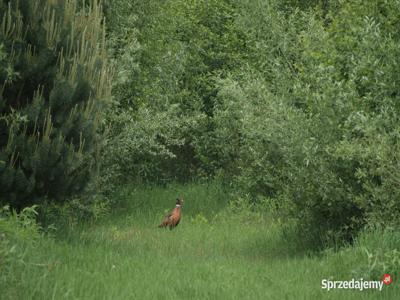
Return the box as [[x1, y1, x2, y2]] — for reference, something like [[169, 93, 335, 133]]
[[2, 183, 399, 299]]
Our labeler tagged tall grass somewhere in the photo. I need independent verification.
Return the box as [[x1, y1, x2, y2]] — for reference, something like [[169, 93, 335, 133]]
[[1, 183, 399, 299]]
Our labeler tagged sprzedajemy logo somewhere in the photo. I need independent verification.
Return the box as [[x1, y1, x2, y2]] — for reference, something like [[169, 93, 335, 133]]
[[321, 274, 393, 292]]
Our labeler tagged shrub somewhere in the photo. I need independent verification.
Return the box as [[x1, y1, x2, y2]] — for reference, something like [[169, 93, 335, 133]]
[[0, 205, 41, 277], [101, 0, 248, 186], [211, 0, 400, 244]]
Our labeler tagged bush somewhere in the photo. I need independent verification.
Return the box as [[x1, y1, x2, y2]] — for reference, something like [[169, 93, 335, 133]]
[[0, 205, 41, 278], [208, 0, 400, 244], [101, 0, 248, 187], [346, 227, 400, 280]]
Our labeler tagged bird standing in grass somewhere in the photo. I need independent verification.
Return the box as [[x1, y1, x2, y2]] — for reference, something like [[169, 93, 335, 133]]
[[158, 198, 184, 230]]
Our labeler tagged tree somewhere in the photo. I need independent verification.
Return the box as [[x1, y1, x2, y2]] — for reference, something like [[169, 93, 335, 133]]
[[0, 0, 112, 209]]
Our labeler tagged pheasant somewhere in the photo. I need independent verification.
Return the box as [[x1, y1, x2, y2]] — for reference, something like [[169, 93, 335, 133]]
[[158, 198, 184, 230]]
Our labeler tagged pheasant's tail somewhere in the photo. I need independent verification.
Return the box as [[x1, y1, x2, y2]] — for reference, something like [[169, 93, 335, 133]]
[[158, 218, 169, 228], [158, 213, 172, 228]]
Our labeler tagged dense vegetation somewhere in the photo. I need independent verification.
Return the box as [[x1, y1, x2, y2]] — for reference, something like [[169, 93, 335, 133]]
[[1, 0, 399, 298], [102, 0, 400, 243]]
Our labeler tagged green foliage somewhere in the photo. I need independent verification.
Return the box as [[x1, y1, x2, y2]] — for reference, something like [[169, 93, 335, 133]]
[[288, 0, 400, 241], [100, 0, 400, 245], [101, 0, 248, 187], [38, 193, 111, 230], [103, 0, 141, 109], [0, 205, 40, 241], [0, 205, 40, 279], [101, 106, 187, 186], [197, 0, 400, 244], [353, 227, 400, 280], [0, 1, 112, 208], [1, 0, 397, 250]]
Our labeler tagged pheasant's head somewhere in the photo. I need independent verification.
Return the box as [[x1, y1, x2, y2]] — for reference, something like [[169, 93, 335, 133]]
[[176, 198, 184, 207]]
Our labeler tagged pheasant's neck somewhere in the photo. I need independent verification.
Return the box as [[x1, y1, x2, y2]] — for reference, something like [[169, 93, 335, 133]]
[[175, 205, 181, 208]]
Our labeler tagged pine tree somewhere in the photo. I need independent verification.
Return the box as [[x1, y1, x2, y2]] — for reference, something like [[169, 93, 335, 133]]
[[0, 0, 112, 208]]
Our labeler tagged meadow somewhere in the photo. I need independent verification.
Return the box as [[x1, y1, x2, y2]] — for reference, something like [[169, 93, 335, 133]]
[[1, 1, 400, 299], [1, 183, 399, 299]]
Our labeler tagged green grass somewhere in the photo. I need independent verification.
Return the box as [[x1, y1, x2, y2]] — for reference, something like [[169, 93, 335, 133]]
[[1, 183, 399, 299]]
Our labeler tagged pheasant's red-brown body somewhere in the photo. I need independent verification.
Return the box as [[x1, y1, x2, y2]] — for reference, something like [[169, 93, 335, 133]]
[[158, 198, 183, 229]]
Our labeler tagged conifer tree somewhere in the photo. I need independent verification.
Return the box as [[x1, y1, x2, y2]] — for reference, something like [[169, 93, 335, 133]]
[[0, 0, 112, 208]]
